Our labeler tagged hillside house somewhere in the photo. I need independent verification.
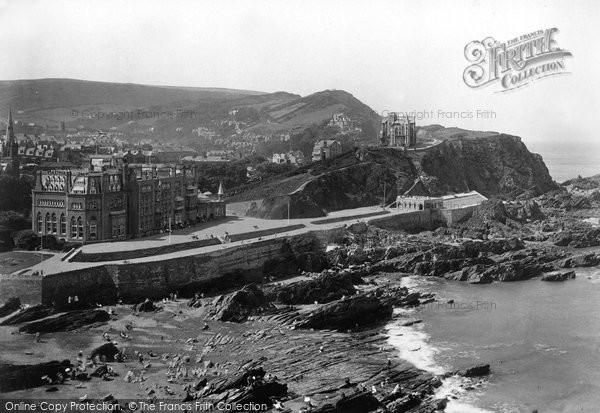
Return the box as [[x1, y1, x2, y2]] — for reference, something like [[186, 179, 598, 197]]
[[312, 139, 342, 162]]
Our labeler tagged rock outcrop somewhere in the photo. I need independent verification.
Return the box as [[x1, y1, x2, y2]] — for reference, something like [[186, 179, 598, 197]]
[[541, 271, 576, 282], [19, 309, 110, 333], [206, 284, 275, 323], [264, 271, 358, 305], [0, 304, 56, 325], [293, 294, 393, 330], [0, 297, 20, 318], [89, 342, 122, 362], [0, 360, 72, 392], [554, 228, 600, 248], [461, 364, 491, 377]]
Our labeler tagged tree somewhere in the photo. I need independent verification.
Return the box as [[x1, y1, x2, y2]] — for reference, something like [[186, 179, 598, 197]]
[[13, 230, 61, 251], [0, 211, 28, 230], [13, 230, 40, 250], [0, 175, 34, 212]]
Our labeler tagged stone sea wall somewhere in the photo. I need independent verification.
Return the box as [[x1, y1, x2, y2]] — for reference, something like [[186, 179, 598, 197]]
[[0, 274, 42, 305], [40, 231, 329, 306], [369, 210, 433, 232]]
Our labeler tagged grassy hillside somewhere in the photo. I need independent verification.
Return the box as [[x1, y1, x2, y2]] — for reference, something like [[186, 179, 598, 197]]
[[0, 78, 263, 113], [0, 79, 381, 145]]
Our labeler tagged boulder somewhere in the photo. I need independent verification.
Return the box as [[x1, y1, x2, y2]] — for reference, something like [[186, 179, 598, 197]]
[[561, 253, 600, 268], [187, 296, 203, 308], [19, 309, 110, 333], [444, 264, 494, 284], [264, 271, 357, 305], [347, 245, 368, 264], [506, 200, 545, 221], [89, 342, 121, 362], [541, 271, 576, 282], [335, 391, 379, 412], [0, 297, 21, 318], [294, 294, 393, 330], [0, 360, 72, 392], [206, 284, 274, 323], [133, 300, 161, 312], [461, 364, 490, 377]]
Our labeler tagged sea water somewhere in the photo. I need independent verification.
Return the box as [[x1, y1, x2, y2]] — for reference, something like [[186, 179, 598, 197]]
[[387, 265, 600, 413], [527, 141, 600, 183]]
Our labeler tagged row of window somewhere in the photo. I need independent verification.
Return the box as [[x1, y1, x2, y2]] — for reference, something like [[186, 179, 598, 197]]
[[36, 212, 125, 240], [37, 199, 65, 208], [36, 213, 87, 239]]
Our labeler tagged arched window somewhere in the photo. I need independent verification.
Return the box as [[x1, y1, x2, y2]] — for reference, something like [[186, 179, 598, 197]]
[[60, 214, 66, 235], [45, 213, 51, 233], [77, 217, 84, 238], [419, 203, 424, 211], [71, 216, 77, 238], [36, 213, 42, 233], [51, 213, 57, 233], [89, 217, 97, 240]]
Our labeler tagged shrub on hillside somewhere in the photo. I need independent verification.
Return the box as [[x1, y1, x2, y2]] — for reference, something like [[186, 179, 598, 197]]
[[13, 231, 63, 251]]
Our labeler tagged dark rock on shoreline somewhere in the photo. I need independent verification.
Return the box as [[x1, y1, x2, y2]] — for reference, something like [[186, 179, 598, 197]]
[[554, 228, 600, 248], [461, 364, 491, 377], [0, 297, 21, 318], [0, 304, 57, 325], [19, 309, 111, 333], [193, 362, 287, 410], [206, 284, 275, 323], [293, 294, 392, 330], [264, 271, 358, 305], [561, 253, 600, 268], [132, 300, 162, 312], [0, 360, 72, 392], [89, 342, 121, 362], [541, 271, 576, 282], [537, 189, 592, 210]]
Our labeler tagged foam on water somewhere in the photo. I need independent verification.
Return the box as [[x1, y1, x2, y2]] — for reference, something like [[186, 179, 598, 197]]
[[387, 320, 444, 375], [387, 279, 493, 412]]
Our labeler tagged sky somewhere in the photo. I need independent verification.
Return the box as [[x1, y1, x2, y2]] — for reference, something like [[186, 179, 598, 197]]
[[0, 0, 599, 147]]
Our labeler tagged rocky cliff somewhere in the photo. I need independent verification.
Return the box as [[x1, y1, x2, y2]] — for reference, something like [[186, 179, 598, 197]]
[[416, 134, 556, 197], [246, 133, 556, 218]]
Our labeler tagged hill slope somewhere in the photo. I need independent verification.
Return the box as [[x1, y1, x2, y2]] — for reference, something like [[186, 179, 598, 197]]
[[232, 131, 557, 218], [0, 78, 263, 112], [0, 79, 380, 142]]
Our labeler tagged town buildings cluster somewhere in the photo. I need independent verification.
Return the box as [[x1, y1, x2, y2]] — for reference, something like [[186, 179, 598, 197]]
[[32, 156, 226, 243]]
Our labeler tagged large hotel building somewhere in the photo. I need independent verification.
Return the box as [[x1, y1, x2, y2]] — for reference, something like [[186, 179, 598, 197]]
[[31, 157, 226, 243]]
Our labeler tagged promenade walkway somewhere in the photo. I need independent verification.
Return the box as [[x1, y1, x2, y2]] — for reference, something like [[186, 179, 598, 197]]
[[18, 205, 400, 277]]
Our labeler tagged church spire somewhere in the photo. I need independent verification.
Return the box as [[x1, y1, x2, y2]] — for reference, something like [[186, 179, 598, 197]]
[[217, 181, 224, 199], [5, 108, 19, 176], [6, 108, 14, 144]]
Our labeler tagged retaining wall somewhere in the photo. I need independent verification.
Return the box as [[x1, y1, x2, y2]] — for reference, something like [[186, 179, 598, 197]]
[[40, 231, 328, 306]]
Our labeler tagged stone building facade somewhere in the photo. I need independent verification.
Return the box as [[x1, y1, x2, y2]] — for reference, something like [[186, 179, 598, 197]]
[[312, 139, 342, 162], [32, 163, 226, 243], [396, 195, 443, 211], [380, 112, 417, 148]]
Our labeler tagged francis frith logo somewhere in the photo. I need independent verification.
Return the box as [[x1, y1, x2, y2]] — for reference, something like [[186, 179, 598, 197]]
[[463, 28, 572, 92]]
